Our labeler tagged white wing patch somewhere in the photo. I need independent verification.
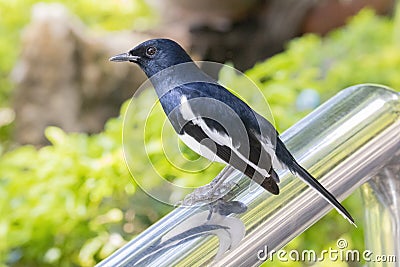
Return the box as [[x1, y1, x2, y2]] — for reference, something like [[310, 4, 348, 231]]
[[258, 134, 284, 171], [180, 96, 232, 147], [179, 96, 270, 177], [179, 133, 225, 163]]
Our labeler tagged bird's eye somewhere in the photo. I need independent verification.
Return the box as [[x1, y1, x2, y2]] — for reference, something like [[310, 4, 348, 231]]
[[146, 46, 157, 56]]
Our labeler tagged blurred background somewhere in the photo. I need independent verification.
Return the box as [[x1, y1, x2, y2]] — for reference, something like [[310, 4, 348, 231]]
[[0, 0, 399, 266]]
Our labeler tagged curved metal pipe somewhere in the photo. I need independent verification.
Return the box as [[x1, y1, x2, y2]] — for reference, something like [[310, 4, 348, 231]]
[[97, 84, 400, 267]]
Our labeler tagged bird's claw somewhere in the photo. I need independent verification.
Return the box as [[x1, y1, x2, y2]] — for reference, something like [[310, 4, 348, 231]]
[[178, 180, 237, 207]]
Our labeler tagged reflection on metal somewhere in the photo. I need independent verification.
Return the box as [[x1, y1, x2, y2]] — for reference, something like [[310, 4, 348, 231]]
[[130, 200, 247, 266], [361, 153, 400, 267], [97, 84, 400, 267]]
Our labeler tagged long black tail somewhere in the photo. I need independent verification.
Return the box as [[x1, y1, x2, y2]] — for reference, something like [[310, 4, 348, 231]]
[[276, 138, 355, 226]]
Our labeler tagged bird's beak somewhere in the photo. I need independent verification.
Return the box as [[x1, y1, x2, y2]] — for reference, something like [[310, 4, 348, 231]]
[[109, 52, 140, 63]]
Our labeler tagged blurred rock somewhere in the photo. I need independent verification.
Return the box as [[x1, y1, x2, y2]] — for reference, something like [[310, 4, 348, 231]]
[[302, 0, 394, 35], [12, 3, 148, 145], [157, 0, 394, 71], [160, 0, 261, 30], [301, 0, 395, 35], [186, 0, 319, 71]]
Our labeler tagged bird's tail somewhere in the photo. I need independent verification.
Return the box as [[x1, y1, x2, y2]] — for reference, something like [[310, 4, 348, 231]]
[[276, 139, 356, 226]]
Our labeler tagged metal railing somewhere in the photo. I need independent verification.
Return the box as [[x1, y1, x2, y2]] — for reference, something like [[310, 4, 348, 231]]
[[97, 84, 400, 267]]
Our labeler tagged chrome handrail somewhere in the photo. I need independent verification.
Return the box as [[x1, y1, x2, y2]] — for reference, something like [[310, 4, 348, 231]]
[[97, 84, 400, 267]]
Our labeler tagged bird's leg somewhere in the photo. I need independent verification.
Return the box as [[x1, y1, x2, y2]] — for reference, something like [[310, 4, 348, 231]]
[[206, 202, 216, 221], [179, 166, 237, 206], [206, 199, 223, 221], [208, 166, 236, 195]]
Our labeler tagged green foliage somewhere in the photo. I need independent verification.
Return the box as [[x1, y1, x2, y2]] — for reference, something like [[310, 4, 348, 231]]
[[0, 114, 172, 266], [1, 7, 400, 267]]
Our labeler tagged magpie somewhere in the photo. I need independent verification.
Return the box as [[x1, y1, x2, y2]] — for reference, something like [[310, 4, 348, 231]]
[[110, 38, 355, 225]]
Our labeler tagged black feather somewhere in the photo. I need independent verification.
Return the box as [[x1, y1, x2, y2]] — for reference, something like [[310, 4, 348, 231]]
[[275, 138, 355, 224], [182, 121, 279, 194]]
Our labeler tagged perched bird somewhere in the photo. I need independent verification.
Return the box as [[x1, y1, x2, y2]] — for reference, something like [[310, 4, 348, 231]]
[[110, 38, 355, 224]]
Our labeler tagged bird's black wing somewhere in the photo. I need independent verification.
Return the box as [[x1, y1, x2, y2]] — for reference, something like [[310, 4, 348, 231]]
[[160, 84, 280, 194], [181, 121, 279, 194]]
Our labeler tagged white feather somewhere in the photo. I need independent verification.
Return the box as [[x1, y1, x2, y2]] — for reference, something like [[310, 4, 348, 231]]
[[179, 133, 225, 163], [258, 135, 284, 171]]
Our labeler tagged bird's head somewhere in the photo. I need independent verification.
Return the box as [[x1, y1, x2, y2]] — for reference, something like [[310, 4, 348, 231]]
[[110, 38, 193, 77]]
